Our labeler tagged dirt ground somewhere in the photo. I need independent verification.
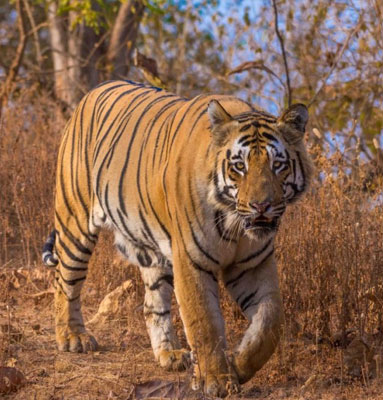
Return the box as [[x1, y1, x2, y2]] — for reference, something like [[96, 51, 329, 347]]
[[1, 260, 383, 400]]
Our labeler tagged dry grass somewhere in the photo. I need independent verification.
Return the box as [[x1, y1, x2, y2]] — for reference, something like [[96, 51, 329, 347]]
[[1, 94, 383, 399]]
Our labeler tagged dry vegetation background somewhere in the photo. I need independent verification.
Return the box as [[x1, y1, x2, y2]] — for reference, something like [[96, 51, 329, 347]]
[[1, 0, 383, 398], [0, 94, 382, 400]]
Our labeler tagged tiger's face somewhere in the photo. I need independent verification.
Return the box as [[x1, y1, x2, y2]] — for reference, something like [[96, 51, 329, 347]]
[[208, 100, 311, 240]]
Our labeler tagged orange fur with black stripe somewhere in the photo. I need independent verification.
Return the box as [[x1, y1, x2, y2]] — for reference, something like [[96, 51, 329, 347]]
[[43, 81, 312, 397]]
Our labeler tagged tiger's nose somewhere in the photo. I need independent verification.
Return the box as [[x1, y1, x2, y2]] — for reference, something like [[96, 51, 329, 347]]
[[249, 201, 270, 214]]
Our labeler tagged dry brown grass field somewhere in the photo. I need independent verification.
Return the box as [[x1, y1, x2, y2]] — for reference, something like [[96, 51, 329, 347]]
[[1, 93, 383, 399]]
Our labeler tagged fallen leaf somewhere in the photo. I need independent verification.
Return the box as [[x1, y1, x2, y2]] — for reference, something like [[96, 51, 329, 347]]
[[0, 366, 25, 394], [6, 358, 18, 368]]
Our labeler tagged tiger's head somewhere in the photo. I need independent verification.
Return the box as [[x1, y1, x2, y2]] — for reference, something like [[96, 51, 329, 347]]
[[208, 100, 312, 240]]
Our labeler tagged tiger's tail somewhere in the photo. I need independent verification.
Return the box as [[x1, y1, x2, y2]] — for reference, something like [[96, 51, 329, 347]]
[[42, 230, 58, 267]]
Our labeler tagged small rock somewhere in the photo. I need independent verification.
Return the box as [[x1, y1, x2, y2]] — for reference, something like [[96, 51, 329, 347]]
[[88, 280, 134, 325]]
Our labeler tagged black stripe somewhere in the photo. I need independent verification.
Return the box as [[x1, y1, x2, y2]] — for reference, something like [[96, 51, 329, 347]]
[[262, 132, 278, 143], [79, 95, 92, 198], [167, 96, 206, 153], [242, 138, 260, 147], [150, 99, 185, 169], [95, 86, 148, 140], [136, 249, 152, 267], [151, 114, 172, 168], [144, 165, 172, 242], [144, 309, 171, 317], [57, 269, 86, 286], [239, 290, 258, 311], [148, 275, 174, 290], [185, 209, 220, 265], [56, 235, 89, 265], [94, 107, 126, 167], [138, 208, 158, 248], [56, 135, 96, 245], [239, 124, 252, 132], [54, 276, 81, 301], [174, 213, 217, 282], [55, 213, 92, 256], [116, 208, 140, 244], [225, 268, 250, 287], [59, 256, 88, 272], [95, 90, 153, 168], [135, 95, 178, 214], [237, 238, 272, 264], [103, 183, 120, 230], [243, 293, 269, 313], [158, 113, 176, 165], [118, 94, 176, 216], [188, 177, 205, 233], [226, 247, 275, 288]]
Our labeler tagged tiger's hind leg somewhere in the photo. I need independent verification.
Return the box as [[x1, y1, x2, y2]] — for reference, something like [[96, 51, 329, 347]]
[[54, 213, 99, 353], [140, 263, 190, 371]]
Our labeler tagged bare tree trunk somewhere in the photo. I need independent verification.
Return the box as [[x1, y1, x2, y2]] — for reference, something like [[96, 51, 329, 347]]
[[48, 2, 100, 109], [48, 0, 144, 109], [67, 11, 98, 106], [0, 0, 28, 116], [107, 0, 144, 79], [47, 1, 72, 107]]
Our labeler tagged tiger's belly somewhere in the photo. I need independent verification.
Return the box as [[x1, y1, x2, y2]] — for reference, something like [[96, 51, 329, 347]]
[[114, 228, 173, 268], [112, 213, 173, 268], [91, 199, 172, 268]]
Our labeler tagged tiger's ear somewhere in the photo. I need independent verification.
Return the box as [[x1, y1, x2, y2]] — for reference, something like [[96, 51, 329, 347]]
[[278, 104, 308, 144], [208, 100, 233, 128]]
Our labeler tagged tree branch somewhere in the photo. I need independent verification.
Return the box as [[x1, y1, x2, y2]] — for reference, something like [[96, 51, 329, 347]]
[[307, 20, 362, 108], [272, 0, 292, 106], [107, 0, 145, 79], [0, 0, 28, 116], [22, 0, 43, 71], [227, 60, 286, 90]]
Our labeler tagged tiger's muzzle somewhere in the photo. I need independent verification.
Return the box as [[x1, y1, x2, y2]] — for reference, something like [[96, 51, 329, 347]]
[[243, 214, 278, 231], [236, 203, 280, 237]]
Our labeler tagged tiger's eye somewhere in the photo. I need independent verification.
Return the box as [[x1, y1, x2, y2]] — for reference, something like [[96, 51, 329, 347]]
[[273, 161, 282, 169], [234, 161, 245, 171]]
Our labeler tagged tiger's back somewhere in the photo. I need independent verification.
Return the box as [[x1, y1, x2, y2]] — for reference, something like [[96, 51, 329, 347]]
[[57, 80, 186, 269]]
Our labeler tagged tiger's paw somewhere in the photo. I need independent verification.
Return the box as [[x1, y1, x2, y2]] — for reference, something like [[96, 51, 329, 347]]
[[57, 332, 98, 353], [192, 372, 240, 398], [158, 349, 191, 371]]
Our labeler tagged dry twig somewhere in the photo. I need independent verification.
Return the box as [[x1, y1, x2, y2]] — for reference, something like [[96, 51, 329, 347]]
[[307, 20, 363, 108], [272, 0, 292, 106], [0, 0, 28, 116]]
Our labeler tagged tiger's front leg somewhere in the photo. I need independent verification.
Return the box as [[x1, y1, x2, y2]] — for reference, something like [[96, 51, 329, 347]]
[[172, 244, 239, 397], [223, 253, 284, 384]]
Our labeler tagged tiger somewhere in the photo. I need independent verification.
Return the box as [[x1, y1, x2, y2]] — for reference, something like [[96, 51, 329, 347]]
[[42, 80, 312, 397]]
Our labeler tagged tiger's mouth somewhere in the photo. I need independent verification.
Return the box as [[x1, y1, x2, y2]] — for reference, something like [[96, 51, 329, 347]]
[[243, 215, 278, 231]]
